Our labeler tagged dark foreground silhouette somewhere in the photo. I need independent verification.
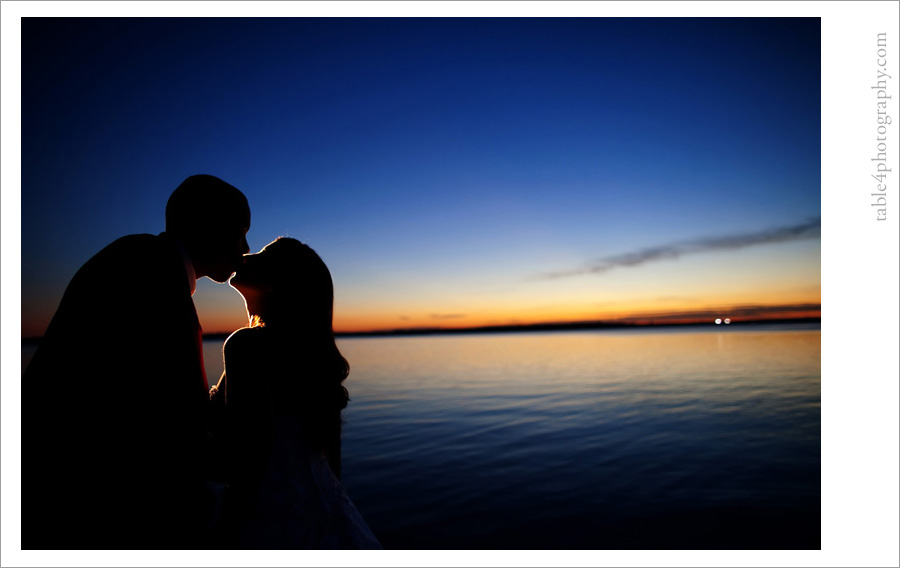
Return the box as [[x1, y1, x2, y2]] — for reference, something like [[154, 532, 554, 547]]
[[22, 175, 250, 549], [209, 238, 380, 549]]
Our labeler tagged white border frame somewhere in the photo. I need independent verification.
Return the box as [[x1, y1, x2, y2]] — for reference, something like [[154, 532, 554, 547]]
[[3, 2, 898, 567]]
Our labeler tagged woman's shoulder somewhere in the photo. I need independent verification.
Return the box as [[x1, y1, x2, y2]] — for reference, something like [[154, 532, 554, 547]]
[[224, 326, 267, 357]]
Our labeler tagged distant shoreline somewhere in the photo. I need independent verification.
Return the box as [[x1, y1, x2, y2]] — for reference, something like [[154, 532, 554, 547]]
[[22, 317, 820, 345], [330, 317, 821, 339]]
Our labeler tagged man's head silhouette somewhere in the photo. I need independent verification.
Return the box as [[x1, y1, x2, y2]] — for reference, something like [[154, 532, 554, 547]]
[[166, 174, 251, 283]]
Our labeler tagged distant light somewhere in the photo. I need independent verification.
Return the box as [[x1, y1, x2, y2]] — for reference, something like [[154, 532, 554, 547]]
[[724, 318, 731, 324], [715, 318, 722, 324]]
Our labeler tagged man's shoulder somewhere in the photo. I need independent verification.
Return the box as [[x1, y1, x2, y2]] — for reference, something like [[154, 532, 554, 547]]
[[87, 233, 176, 267], [72, 233, 181, 290], [102, 233, 167, 254]]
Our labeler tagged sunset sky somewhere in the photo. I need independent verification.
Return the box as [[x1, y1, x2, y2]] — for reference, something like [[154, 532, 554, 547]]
[[20, 17, 821, 336]]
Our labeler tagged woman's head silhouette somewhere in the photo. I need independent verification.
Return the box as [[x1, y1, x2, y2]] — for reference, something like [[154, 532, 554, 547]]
[[231, 237, 333, 333]]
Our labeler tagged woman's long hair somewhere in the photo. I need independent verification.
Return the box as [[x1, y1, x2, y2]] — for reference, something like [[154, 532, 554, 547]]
[[250, 238, 349, 470]]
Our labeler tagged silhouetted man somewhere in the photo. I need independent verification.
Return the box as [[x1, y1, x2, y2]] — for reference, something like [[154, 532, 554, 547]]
[[22, 175, 250, 549]]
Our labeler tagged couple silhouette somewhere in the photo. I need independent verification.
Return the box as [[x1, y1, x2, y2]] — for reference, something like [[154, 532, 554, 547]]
[[22, 175, 380, 550]]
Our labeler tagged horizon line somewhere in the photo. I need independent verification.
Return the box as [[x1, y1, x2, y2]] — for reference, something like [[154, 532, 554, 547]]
[[21, 315, 822, 344]]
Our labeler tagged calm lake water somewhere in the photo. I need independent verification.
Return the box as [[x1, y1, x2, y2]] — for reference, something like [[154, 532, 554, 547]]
[[22, 323, 821, 549]]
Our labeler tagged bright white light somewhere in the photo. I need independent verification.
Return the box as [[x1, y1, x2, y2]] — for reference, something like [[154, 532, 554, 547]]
[[724, 318, 731, 324], [715, 318, 722, 324]]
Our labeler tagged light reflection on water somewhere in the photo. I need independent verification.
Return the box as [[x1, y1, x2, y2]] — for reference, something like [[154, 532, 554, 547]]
[[20, 324, 820, 549], [334, 325, 820, 549]]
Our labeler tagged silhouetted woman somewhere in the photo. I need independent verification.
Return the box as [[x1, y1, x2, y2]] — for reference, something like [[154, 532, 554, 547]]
[[211, 237, 380, 549]]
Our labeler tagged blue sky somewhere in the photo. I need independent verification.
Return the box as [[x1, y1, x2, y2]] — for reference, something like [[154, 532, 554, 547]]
[[20, 17, 821, 334]]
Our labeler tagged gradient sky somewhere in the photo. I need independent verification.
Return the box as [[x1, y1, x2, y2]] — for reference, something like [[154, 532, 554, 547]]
[[21, 17, 821, 336]]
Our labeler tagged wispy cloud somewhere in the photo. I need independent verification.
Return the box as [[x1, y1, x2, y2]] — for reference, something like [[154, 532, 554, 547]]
[[535, 217, 820, 280], [431, 313, 467, 320]]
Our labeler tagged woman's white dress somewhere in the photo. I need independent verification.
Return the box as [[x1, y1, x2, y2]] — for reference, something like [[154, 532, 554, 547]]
[[235, 413, 381, 549]]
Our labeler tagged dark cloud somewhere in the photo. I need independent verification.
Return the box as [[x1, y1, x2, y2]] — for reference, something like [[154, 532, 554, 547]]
[[612, 303, 821, 323], [536, 218, 821, 280]]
